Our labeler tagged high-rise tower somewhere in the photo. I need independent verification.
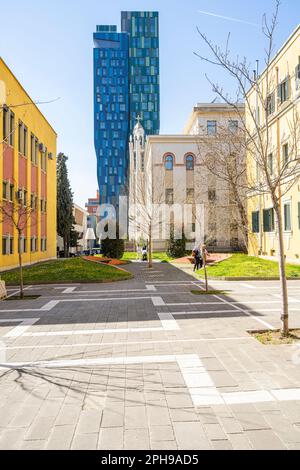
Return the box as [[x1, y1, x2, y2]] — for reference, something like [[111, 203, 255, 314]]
[[93, 12, 160, 211]]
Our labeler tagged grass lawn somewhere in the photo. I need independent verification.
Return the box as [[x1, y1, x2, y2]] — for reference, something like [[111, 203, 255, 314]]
[[1, 258, 132, 285], [197, 254, 300, 279], [121, 252, 175, 262]]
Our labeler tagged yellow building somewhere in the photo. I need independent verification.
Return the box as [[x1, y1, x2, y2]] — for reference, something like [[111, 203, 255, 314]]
[[247, 25, 300, 262], [0, 58, 57, 271]]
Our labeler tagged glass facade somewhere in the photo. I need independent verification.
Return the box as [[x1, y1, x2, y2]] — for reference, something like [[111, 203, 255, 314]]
[[93, 12, 160, 210], [121, 11, 160, 135]]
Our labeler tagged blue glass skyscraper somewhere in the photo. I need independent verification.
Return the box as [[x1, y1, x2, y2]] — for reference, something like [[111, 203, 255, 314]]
[[93, 26, 130, 209], [93, 12, 160, 210]]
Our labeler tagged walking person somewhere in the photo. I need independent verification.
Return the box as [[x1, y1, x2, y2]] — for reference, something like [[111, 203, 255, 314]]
[[192, 246, 202, 272]]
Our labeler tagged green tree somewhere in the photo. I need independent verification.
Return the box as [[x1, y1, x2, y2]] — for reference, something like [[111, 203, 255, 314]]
[[101, 223, 125, 259], [57, 153, 73, 258], [167, 226, 187, 259]]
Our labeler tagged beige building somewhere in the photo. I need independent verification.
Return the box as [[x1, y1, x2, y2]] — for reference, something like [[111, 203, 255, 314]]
[[129, 104, 246, 252], [57, 203, 89, 255], [247, 25, 300, 262]]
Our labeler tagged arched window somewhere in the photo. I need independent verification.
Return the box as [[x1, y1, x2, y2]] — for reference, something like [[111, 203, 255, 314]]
[[186, 155, 194, 171], [165, 155, 174, 171]]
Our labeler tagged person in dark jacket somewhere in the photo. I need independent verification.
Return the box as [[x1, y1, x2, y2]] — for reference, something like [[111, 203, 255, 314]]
[[192, 246, 203, 272]]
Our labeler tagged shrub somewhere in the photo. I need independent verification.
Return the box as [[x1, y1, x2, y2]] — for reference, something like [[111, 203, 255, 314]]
[[101, 224, 125, 259], [167, 227, 187, 258]]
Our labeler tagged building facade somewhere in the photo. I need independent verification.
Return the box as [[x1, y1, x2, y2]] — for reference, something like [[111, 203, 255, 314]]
[[129, 108, 246, 252], [247, 25, 300, 262], [93, 11, 160, 211], [0, 58, 57, 272], [57, 204, 89, 254]]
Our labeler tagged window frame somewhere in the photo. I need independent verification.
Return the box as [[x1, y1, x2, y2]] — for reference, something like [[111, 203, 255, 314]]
[[164, 155, 174, 171], [185, 155, 194, 171]]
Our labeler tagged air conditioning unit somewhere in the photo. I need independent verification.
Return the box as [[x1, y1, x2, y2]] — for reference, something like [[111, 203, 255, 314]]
[[48, 152, 53, 160], [16, 189, 24, 202], [39, 143, 46, 153]]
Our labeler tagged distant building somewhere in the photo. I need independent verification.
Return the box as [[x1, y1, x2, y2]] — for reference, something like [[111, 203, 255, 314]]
[[129, 104, 246, 252], [93, 11, 160, 211], [57, 204, 89, 254], [0, 57, 57, 272]]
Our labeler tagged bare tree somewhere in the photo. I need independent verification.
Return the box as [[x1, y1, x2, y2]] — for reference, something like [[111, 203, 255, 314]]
[[0, 187, 34, 299], [195, 120, 248, 249], [194, 0, 300, 335]]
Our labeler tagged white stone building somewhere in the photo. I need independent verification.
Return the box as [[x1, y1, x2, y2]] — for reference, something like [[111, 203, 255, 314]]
[[128, 104, 246, 252]]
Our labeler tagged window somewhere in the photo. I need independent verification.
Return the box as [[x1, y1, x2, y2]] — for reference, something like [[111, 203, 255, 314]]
[[284, 202, 291, 232], [298, 202, 300, 230], [263, 208, 275, 232], [207, 120, 217, 135], [295, 62, 300, 89], [165, 188, 174, 205], [41, 147, 47, 172], [186, 155, 194, 171], [208, 189, 216, 202], [268, 153, 274, 175], [23, 190, 28, 207], [165, 155, 174, 171], [2, 238, 8, 255], [30, 237, 38, 252], [186, 188, 194, 203], [252, 211, 260, 233], [2, 236, 14, 255], [228, 120, 238, 133], [18, 237, 27, 254], [278, 78, 290, 104], [2, 181, 8, 199], [9, 184, 14, 202], [30, 194, 36, 210], [18, 121, 28, 156], [3, 107, 15, 146], [266, 93, 275, 116], [41, 238, 47, 252], [282, 143, 289, 166]]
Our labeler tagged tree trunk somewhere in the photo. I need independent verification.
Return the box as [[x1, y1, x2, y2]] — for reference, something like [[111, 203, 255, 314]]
[[202, 246, 208, 292], [148, 223, 153, 269], [64, 235, 69, 258], [274, 205, 289, 336], [18, 232, 24, 300]]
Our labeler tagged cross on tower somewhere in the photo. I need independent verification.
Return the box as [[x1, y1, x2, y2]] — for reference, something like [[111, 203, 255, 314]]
[[136, 115, 141, 124]]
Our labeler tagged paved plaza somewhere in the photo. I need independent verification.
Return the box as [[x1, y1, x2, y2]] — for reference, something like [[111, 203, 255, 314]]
[[0, 262, 300, 450]]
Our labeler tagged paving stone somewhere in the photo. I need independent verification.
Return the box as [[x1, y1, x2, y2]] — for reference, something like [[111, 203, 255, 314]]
[[98, 427, 124, 450], [125, 406, 148, 429], [211, 440, 233, 450], [71, 433, 98, 450], [151, 440, 178, 450], [101, 404, 124, 428], [203, 423, 227, 441], [173, 422, 211, 450], [76, 410, 102, 435], [228, 433, 253, 450], [25, 416, 56, 441], [150, 425, 174, 442], [46, 424, 76, 450], [147, 405, 171, 426], [245, 429, 287, 450], [124, 428, 150, 450]]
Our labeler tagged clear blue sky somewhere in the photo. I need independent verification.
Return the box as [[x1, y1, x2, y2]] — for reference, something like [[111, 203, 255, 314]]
[[1, 0, 299, 206]]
